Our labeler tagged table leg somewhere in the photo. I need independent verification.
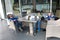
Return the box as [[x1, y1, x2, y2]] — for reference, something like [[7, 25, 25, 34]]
[[29, 23, 33, 35]]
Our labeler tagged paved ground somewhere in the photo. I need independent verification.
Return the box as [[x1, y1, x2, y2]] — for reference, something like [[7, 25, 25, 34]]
[[0, 20, 60, 40]]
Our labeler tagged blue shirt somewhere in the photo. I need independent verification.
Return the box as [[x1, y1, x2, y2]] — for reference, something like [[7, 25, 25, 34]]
[[47, 15, 55, 20], [8, 17, 18, 21]]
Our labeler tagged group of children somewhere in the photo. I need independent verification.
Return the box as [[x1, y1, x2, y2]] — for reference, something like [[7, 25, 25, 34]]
[[7, 13, 59, 33]]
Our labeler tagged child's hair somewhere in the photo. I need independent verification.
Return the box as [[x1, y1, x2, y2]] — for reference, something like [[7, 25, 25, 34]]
[[28, 16, 31, 20], [41, 16, 45, 20], [7, 14, 14, 19]]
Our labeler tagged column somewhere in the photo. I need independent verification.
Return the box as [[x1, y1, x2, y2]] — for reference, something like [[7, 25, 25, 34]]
[[0, 0, 5, 19], [5, 0, 13, 15], [5, 0, 13, 25], [32, 0, 36, 12], [19, 0, 22, 17], [50, 0, 52, 12], [11, 0, 14, 7]]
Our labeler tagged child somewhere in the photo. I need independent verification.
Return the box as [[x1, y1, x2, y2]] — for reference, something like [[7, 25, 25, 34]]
[[34, 14, 41, 33], [7, 14, 23, 32], [47, 13, 55, 20]]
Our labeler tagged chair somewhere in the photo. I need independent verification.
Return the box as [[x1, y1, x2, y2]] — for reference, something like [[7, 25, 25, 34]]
[[9, 20, 16, 30]]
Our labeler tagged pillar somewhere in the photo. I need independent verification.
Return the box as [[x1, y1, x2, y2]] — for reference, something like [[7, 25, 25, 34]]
[[5, 0, 13, 25], [32, 0, 36, 12], [11, 0, 14, 7], [19, 0, 22, 17], [0, 0, 5, 19], [50, 0, 52, 12], [5, 0, 13, 15]]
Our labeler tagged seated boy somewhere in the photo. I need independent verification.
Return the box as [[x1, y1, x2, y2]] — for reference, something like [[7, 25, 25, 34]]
[[7, 14, 23, 32]]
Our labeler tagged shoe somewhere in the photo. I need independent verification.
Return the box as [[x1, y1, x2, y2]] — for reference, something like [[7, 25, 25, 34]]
[[43, 29, 46, 31]]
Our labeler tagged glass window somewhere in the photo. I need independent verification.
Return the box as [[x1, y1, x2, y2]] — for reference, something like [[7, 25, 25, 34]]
[[27, 0, 32, 5], [22, 0, 27, 5], [21, 0, 33, 5], [21, 0, 50, 5], [36, 0, 49, 4]]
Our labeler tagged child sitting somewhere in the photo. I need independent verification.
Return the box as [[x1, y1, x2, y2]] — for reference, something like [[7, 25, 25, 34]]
[[7, 14, 23, 32]]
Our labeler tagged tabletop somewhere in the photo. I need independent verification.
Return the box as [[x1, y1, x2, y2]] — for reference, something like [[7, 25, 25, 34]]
[[18, 13, 42, 23], [46, 19, 60, 37]]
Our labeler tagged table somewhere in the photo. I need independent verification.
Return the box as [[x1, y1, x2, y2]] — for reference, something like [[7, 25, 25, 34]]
[[18, 13, 42, 35], [18, 17, 37, 35], [18, 13, 39, 35], [46, 19, 60, 40]]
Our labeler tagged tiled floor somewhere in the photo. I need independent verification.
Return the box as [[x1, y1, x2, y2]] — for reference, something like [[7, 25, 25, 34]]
[[0, 20, 60, 40]]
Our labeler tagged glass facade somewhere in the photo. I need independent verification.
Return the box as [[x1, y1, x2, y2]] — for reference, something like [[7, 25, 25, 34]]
[[21, 0, 32, 5], [21, 0, 50, 5]]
